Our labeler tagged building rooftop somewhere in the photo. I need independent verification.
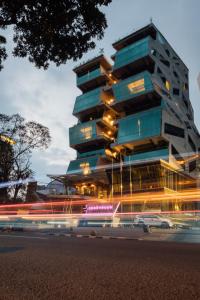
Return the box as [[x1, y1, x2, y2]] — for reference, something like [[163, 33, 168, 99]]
[[73, 54, 112, 75], [112, 23, 157, 51], [112, 22, 188, 70]]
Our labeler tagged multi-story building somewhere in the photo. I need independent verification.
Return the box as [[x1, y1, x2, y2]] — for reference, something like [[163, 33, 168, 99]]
[[60, 23, 200, 213]]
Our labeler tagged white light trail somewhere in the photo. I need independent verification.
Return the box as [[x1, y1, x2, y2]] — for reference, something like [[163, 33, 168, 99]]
[[0, 178, 35, 189]]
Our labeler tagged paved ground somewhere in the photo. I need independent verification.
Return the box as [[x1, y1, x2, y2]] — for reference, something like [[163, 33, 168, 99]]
[[141, 228, 200, 243], [0, 232, 200, 300], [42, 226, 200, 243]]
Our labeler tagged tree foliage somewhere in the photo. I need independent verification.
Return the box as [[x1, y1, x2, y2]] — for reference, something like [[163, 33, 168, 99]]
[[0, 113, 51, 202], [0, 0, 112, 70]]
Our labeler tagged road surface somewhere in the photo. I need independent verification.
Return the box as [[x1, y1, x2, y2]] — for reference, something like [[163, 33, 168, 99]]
[[0, 232, 200, 300]]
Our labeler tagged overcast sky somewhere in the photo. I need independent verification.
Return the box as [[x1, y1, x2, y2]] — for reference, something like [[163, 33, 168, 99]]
[[1, 0, 200, 184]]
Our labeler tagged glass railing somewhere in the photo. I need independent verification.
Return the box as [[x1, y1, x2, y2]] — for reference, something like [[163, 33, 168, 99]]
[[69, 121, 97, 146], [113, 36, 151, 70], [112, 71, 154, 103], [69, 120, 111, 146], [73, 87, 102, 115], [67, 155, 99, 174], [77, 68, 103, 86], [116, 107, 162, 144], [124, 148, 169, 163], [77, 148, 105, 159]]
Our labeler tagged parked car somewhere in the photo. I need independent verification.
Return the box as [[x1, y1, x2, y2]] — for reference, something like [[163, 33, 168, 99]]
[[134, 214, 173, 228]]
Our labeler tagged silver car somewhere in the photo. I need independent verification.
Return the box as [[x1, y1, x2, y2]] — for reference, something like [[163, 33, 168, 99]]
[[134, 214, 173, 228]]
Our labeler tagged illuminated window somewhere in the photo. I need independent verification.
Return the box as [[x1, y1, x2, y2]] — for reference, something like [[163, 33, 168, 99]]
[[80, 126, 92, 139], [165, 80, 170, 91], [128, 78, 145, 94], [80, 162, 91, 175]]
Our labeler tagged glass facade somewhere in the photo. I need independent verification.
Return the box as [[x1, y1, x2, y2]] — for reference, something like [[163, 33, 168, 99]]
[[117, 107, 162, 144], [69, 121, 97, 146], [73, 87, 102, 115], [112, 71, 154, 103], [77, 68, 102, 86], [113, 36, 151, 70], [124, 148, 169, 162], [67, 156, 99, 174], [77, 148, 105, 159]]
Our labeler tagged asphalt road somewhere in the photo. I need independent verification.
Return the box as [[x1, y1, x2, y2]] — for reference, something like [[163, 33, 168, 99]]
[[0, 232, 200, 300]]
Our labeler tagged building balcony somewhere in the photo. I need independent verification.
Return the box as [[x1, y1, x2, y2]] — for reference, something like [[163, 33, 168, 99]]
[[112, 36, 155, 78], [111, 71, 162, 113], [67, 155, 100, 175], [69, 120, 115, 151], [77, 146, 118, 161], [124, 148, 169, 164], [67, 155, 110, 184], [112, 107, 163, 150], [73, 87, 115, 120], [74, 55, 112, 92], [77, 67, 103, 87], [77, 149, 105, 159]]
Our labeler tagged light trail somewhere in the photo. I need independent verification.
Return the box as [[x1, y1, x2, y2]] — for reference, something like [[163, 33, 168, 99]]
[[0, 188, 200, 220], [0, 210, 65, 214], [0, 187, 200, 209], [0, 209, 199, 222], [0, 178, 35, 189], [0, 199, 100, 209]]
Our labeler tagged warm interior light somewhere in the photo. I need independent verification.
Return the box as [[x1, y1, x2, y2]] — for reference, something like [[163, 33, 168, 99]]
[[128, 78, 145, 94], [107, 98, 114, 105], [80, 126, 92, 139], [165, 80, 170, 91], [105, 148, 117, 158], [80, 162, 91, 175], [103, 113, 115, 126]]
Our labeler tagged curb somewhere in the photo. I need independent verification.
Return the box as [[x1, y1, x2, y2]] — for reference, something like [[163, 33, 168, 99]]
[[48, 232, 139, 241]]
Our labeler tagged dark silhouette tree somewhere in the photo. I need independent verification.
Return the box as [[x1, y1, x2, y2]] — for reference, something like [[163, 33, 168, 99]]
[[0, 0, 112, 70], [0, 113, 51, 203]]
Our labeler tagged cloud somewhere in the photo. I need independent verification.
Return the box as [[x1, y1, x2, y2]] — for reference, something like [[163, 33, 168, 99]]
[[0, 42, 78, 182]]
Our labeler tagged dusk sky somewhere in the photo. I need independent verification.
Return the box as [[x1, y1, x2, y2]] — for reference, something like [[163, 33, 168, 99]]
[[1, 0, 200, 183]]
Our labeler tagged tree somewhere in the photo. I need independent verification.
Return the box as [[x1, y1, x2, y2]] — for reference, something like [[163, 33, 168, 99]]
[[0, 138, 13, 201], [0, 113, 51, 203], [0, 0, 112, 70]]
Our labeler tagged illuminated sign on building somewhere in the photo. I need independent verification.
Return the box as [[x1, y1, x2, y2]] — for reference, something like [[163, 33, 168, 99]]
[[84, 203, 120, 214], [84, 202, 120, 216], [128, 78, 145, 94], [86, 204, 113, 212]]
